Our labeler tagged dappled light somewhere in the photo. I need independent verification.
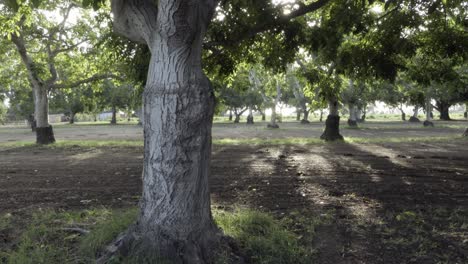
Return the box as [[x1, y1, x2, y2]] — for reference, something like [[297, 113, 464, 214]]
[[1, 0, 467, 263]]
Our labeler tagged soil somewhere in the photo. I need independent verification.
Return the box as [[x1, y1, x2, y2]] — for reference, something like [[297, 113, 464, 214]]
[[1, 140, 467, 263]]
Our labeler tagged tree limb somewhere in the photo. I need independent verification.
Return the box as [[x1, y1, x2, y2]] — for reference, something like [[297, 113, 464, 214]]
[[11, 33, 44, 88], [204, 0, 330, 49], [111, 0, 157, 45], [52, 73, 122, 89]]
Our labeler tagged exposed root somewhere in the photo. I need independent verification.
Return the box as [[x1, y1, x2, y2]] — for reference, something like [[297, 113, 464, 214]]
[[96, 227, 246, 264], [57, 227, 90, 235]]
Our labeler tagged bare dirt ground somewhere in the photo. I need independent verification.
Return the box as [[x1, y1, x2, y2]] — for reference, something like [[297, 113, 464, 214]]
[[1, 135, 467, 263]]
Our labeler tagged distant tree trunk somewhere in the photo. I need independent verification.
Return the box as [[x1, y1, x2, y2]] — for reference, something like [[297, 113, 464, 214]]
[[228, 109, 233, 121], [321, 97, 343, 141], [138, 104, 144, 126], [246, 108, 254, 124], [267, 81, 281, 129], [398, 106, 406, 121], [409, 106, 420, 122], [464, 103, 467, 119], [28, 114, 36, 132], [234, 110, 240, 123], [319, 109, 324, 122], [260, 109, 266, 121], [69, 112, 75, 124], [105, 0, 221, 262], [301, 109, 310, 124], [423, 97, 434, 127], [347, 103, 358, 127], [110, 106, 117, 125], [357, 106, 365, 122], [437, 101, 451, 121], [296, 108, 301, 121]]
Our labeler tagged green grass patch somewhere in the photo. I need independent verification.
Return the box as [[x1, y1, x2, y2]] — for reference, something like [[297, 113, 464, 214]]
[[214, 209, 313, 264], [1, 135, 466, 150], [1, 208, 323, 264]]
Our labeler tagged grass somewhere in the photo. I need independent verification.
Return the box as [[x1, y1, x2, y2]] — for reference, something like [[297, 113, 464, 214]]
[[0, 135, 466, 150], [0, 208, 325, 264]]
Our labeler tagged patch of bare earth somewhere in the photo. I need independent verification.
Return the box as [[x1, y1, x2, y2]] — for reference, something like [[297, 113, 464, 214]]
[[1, 141, 467, 263]]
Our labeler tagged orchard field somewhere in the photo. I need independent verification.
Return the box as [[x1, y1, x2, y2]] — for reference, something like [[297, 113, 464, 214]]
[[1, 119, 467, 263]]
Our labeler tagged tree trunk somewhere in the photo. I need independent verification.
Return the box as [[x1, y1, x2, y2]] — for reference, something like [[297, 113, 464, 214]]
[[110, 106, 117, 125], [423, 97, 434, 127], [34, 85, 55, 144], [246, 108, 254, 124], [228, 110, 233, 121], [267, 81, 281, 129], [259, 109, 266, 121], [321, 98, 343, 141], [347, 103, 358, 127], [464, 103, 467, 119], [399, 107, 406, 121], [296, 108, 301, 121], [108, 1, 220, 262], [234, 113, 240, 123], [301, 109, 310, 124], [409, 106, 420, 122], [69, 112, 75, 124], [437, 101, 451, 121], [319, 109, 323, 122], [12, 34, 55, 144]]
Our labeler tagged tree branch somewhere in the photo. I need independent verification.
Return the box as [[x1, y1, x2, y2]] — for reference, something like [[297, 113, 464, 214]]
[[111, 0, 157, 45], [52, 73, 122, 89], [11, 34, 44, 88], [204, 0, 330, 49]]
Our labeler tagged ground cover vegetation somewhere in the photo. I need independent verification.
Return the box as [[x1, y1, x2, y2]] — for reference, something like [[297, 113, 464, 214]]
[[0, 0, 467, 263]]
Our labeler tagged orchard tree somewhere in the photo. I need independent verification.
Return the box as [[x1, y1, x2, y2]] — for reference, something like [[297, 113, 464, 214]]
[[285, 66, 313, 124], [85, 0, 467, 261], [1, 1, 120, 144]]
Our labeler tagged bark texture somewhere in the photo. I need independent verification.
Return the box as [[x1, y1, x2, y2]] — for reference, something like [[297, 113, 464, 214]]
[[36, 126, 56, 145], [109, 0, 221, 262]]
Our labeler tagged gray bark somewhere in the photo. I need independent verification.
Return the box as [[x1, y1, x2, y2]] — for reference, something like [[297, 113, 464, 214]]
[[11, 34, 55, 144], [347, 103, 358, 127], [268, 80, 281, 129], [109, 0, 220, 262], [424, 97, 434, 127]]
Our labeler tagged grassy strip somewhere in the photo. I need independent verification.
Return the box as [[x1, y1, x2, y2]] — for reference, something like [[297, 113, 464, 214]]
[[1, 135, 466, 149], [0, 208, 321, 264]]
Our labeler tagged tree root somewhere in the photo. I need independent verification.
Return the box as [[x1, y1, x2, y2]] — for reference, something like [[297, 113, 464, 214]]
[[96, 229, 246, 264], [57, 227, 90, 235]]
